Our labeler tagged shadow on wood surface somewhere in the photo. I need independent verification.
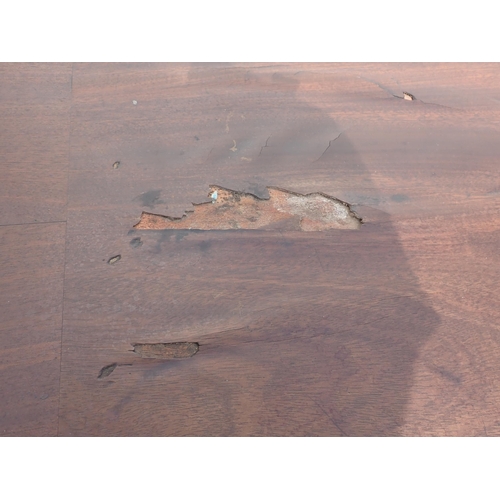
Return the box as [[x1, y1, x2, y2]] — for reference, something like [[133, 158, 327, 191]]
[[60, 64, 441, 435]]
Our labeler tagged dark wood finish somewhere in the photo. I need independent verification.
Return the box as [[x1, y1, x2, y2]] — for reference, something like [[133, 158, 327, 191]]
[[0, 223, 65, 436], [2, 63, 500, 435], [0, 63, 71, 436], [0, 63, 72, 104], [58, 63, 500, 436], [0, 63, 72, 225]]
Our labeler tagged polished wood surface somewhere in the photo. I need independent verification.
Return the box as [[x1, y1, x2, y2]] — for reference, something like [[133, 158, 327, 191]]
[[0, 223, 65, 436], [0, 63, 71, 225], [2, 63, 500, 435]]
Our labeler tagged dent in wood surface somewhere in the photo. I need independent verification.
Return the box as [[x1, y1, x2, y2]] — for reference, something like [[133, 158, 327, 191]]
[[134, 185, 361, 231], [107, 255, 121, 265], [98, 363, 117, 379]]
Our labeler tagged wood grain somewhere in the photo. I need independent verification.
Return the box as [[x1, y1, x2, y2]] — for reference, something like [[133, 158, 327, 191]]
[[3, 63, 500, 435], [59, 63, 496, 436], [0, 223, 65, 436], [0, 63, 72, 225], [0, 63, 70, 435]]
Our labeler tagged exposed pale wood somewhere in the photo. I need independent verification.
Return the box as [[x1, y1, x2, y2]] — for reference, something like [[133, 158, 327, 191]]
[[132, 343, 199, 359], [133, 185, 361, 231]]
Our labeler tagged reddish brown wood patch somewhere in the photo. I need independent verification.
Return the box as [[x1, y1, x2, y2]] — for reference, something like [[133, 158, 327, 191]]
[[133, 185, 362, 231]]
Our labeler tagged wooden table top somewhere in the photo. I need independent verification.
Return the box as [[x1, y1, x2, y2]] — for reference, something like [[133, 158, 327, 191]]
[[1, 63, 500, 436]]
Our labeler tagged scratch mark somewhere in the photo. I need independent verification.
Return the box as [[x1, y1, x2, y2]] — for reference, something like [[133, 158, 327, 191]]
[[313, 249, 326, 272], [225, 111, 233, 133], [206, 147, 214, 162], [313, 132, 344, 163], [230, 140, 238, 152], [418, 98, 458, 110], [396, 91, 458, 110], [312, 399, 347, 436], [357, 75, 397, 97], [225, 64, 282, 71], [259, 135, 272, 156], [357, 76, 459, 109]]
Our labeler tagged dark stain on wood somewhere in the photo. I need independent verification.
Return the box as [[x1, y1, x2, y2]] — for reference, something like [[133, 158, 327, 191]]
[[98, 363, 117, 379], [130, 237, 143, 248], [135, 189, 163, 209]]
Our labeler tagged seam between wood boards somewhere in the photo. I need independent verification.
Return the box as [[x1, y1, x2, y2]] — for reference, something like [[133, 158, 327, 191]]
[[0, 220, 66, 227], [57, 62, 74, 437]]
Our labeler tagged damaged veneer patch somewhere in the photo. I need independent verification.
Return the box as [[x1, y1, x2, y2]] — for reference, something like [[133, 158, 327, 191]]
[[97, 343, 198, 378], [132, 342, 199, 359], [133, 185, 362, 231]]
